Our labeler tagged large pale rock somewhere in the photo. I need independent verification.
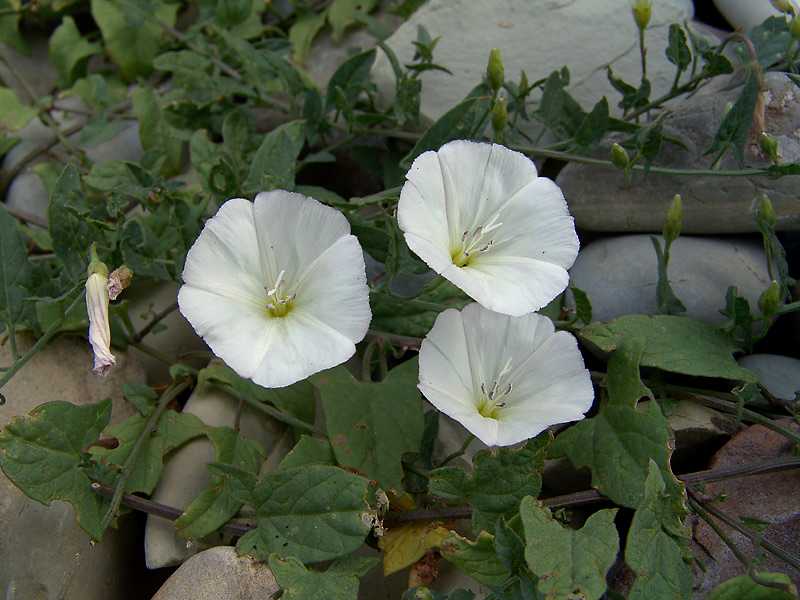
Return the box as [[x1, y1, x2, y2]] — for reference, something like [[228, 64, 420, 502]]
[[737, 354, 800, 402], [144, 371, 286, 569], [371, 0, 692, 133], [567, 235, 771, 324], [558, 72, 800, 233], [0, 333, 144, 536], [0, 500, 164, 600], [150, 546, 280, 600]]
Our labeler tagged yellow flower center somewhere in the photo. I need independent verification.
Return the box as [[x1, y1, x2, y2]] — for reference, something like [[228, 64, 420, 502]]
[[450, 213, 502, 268], [265, 269, 296, 318], [477, 359, 513, 420]]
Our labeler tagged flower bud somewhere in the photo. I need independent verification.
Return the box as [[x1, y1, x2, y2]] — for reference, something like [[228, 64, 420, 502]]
[[107, 265, 133, 300], [630, 0, 652, 30], [758, 194, 777, 227], [791, 14, 800, 38], [759, 132, 780, 162], [487, 47, 504, 93], [491, 96, 508, 138], [611, 143, 631, 170], [86, 245, 115, 376], [664, 194, 682, 243], [758, 280, 781, 317], [770, 0, 796, 16]]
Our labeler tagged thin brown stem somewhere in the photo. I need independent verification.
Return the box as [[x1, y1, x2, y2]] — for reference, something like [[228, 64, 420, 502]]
[[131, 301, 179, 344]]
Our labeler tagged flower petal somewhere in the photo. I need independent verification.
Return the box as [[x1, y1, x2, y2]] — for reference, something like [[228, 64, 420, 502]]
[[253, 190, 351, 287]]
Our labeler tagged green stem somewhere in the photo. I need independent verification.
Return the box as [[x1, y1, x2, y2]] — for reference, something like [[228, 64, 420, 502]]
[[0, 282, 85, 399], [770, 300, 800, 317], [639, 26, 647, 81], [217, 382, 327, 437], [414, 275, 447, 298], [5, 323, 18, 361], [96, 377, 192, 534], [438, 434, 475, 467], [400, 297, 451, 312]]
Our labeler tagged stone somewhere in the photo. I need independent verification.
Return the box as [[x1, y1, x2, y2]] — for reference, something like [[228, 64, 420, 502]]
[[0, 333, 144, 536], [691, 419, 800, 595], [371, 0, 693, 135], [737, 354, 800, 402], [144, 369, 286, 569], [150, 546, 280, 600], [566, 234, 771, 324], [557, 72, 800, 234], [0, 499, 165, 600], [713, 0, 785, 30]]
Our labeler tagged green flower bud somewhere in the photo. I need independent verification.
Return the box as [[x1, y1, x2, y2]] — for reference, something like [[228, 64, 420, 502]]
[[770, 0, 796, 16], [630, 0, 652, 30], [664, 194, 682, 243], [791, 15, 800, 38], [487, 47, 504, 93], [409, 588, 435, 600], [759, 132, 780, 162], [758, 195, 777, 227], [87, 242, 109, 279], [758, 280, 781, 317], [491, 96, 508, 137], [610, 143, 631, 170]]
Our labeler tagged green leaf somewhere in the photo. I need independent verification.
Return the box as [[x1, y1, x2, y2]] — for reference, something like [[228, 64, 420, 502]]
[[79, 111, 128, 147], [174, 426, 265, 540], [325, 48, 377, 112], [329, 0, 379, 42], [708, 573, 798, 600], [570, 284, 593, 325], [369, 283, 469, 338], [91, 0, 179, 81], [214, 463, 374, 562], [430, 433, 549, 536], [633, 112, 664, 177], [739, 16, 792, 69], [0, 0, 27, 56], [242, 120, 305, 195], [196, 362, 315, 425], [313, 359, 424, 491], [625, 461, 692, 600], [521, 498, 618, 600], [0, 399, 112, 539], [0, 86, 35, 131], [269, 553, 379, 600], [720, 286, 754, 350], [131, 84, 183, 176], [215, 0, 252, 29], [400, 96, 492, 169], [49, 16, 102, 87], [439, 531, 511, 588], [119, 219, 173, 281], [572, 97, 609, 156], [289, 8, 328, 64], [0, 202, 31, 330], [278, 435, 336, 471], [665, 24, 691, 74], [704, 71, 758, 168], [90, 406, 207, 495], [537, 71, 564, 129], [549, 339, 683, 508], [579, 314, 758, 381], [651, 236, 687, 315], [48, 164, 99, 282], [700, 50, 734, 78]]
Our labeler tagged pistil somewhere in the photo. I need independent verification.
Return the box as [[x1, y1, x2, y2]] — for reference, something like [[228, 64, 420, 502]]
[[265, 269, 296, 318]]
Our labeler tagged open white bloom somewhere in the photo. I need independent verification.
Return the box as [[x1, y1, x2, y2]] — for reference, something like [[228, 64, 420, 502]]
[[86, 256, 116, 376], [398, 140, 579, 317], [178, 190, 371, 388], [418, 303, 593, 447]]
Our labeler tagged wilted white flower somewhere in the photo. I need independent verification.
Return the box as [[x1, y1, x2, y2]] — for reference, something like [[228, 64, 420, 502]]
[[418, 303, 594, 447], [106, 265, 133, 301], [398, 140, 579, 317], [86, 249, 115, 376], [178, 190, 371, 388]]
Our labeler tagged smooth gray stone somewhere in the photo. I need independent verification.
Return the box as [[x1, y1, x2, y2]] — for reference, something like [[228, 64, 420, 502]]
[[558, 72, 800, 234], [0, 333, 144, 538], [0, 500, 162, 600], [567, 234, 771, 324], [371, 0, 692, 136], [150, 546, 279, 600], [737, 354, 800, 402], [713, 0, 784, 30]]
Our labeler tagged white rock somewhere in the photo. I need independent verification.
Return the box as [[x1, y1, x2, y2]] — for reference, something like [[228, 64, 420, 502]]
[[567, 235, 771, 324], [738, 354, 800, 401], [150, 546, 279, 600], [371, 0, 692, 134], [713, 0, 784, 30], [144, 372, 286, 569]]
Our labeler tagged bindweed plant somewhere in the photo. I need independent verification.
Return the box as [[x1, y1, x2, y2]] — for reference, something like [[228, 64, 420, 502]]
[[0, 1, 799, 599]]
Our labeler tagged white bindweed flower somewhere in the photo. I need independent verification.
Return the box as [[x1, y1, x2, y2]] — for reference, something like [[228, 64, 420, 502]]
[[418, 303, 594, 447], [398, 140, 579, 317], [86, 250, 116, 376], [178, 190, 371, 388]]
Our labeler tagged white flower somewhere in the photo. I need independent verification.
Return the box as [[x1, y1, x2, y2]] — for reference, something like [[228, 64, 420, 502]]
[[178, 190, 371, 388], [418, 303, 593, 447], [86, 257, 116, 376], [397, 140, 579, 317]]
